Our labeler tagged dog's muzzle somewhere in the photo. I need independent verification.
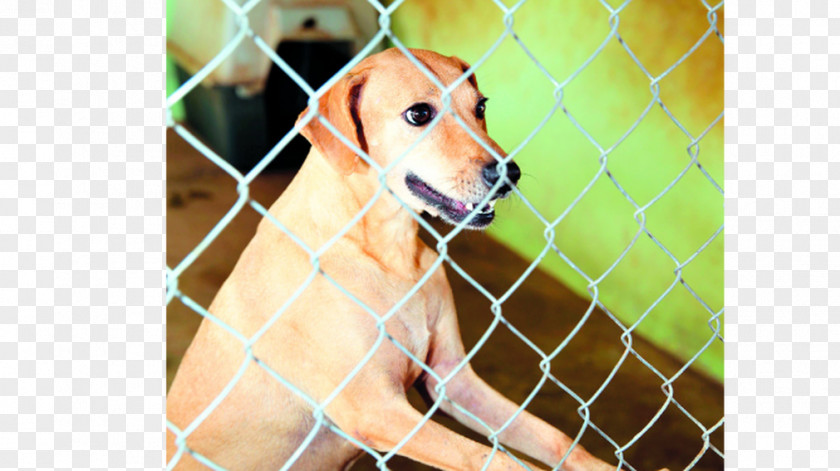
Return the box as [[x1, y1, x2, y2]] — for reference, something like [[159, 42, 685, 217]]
[[405, 168, 517, 229]]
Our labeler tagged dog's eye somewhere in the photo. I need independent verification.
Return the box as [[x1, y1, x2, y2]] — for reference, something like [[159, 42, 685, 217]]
[[404, 103, 434, 126], [476, 98, 488, 119]]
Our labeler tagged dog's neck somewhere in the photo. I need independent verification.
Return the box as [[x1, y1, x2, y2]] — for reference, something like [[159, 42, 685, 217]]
[[269, 148, 426, 273]]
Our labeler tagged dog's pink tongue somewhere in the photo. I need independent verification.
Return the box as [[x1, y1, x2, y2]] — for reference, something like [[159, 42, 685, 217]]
[[451, 200, 467, 213]]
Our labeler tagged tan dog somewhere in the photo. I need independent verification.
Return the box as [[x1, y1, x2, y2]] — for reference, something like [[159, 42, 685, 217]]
[[167, 48, 637, 471]]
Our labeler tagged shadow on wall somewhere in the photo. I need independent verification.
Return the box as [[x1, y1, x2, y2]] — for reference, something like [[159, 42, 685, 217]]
[[389, 0, 724, 380]]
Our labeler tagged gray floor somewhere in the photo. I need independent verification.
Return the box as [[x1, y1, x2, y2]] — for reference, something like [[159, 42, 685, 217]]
[[166, 130, 723, 470]]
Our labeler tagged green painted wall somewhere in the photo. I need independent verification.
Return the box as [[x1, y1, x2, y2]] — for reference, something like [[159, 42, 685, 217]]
[[165, 0, 185, 122], [390, 0, 723, 380]]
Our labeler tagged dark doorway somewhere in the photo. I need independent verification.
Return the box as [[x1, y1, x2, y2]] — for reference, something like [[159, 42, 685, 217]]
[[263, 40, 354, 170]]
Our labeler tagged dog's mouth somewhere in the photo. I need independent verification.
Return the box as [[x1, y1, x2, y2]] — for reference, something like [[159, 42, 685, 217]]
[[405, 173, 501, 229]]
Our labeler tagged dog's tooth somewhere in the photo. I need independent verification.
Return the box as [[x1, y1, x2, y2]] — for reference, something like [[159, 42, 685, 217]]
[[466, 203, 475, 211], [489, 200, 497, 208]]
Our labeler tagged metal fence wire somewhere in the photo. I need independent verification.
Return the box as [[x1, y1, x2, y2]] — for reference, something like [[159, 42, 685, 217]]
[[165, 0, 724, 470]]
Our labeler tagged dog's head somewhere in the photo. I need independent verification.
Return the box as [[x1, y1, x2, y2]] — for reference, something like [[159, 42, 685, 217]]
[[296, 48, 519, 229]]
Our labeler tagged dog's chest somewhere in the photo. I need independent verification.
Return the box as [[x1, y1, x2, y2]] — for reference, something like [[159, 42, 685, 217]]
[[383, 282, 434, 358], [371, 275, 442, 377]]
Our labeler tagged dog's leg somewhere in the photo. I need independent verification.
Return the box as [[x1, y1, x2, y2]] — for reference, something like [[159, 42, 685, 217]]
[[328, 394, 544, 471], [423, 364, 619, 471], [424, 290, 625, 471]]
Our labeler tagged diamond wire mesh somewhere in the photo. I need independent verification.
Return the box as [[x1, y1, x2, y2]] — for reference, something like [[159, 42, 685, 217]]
[[165, 0, 724, 469]]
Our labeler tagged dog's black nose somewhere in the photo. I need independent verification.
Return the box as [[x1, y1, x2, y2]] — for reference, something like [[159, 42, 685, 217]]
[[481, 161, 521, 193]]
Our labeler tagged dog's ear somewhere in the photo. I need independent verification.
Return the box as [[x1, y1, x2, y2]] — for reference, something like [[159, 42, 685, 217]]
[[296, 71, 369, 176], [451, 56, 478, 90]]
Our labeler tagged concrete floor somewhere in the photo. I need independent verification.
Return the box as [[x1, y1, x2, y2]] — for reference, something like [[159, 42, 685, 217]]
[[166, 130, 723, 471]]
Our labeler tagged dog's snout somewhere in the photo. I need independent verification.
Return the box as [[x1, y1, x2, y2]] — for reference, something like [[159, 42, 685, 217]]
[[481, 161, 521, 193]]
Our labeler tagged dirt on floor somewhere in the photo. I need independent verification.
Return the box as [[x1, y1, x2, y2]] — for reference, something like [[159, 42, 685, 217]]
[[166, 129, 723, 471]]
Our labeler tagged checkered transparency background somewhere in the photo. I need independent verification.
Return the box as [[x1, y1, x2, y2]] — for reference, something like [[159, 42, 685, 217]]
[[0, 0, 835, 469], [725, 1, 840, 469], [1, 0, 166, 469]]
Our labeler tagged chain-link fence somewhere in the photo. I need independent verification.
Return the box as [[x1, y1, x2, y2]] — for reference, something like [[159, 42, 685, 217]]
[[165, 0, 724, 469]]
